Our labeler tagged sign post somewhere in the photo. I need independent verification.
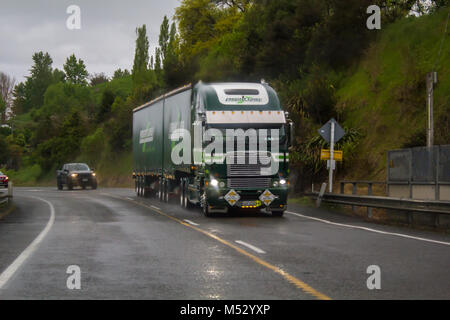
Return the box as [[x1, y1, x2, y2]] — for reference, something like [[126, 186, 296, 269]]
[[319, 119, 345, 193], [329, 121, 335, 193]]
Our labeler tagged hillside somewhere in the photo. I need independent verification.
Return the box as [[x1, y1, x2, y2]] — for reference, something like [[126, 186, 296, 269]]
[[337, 9, 449, 181]]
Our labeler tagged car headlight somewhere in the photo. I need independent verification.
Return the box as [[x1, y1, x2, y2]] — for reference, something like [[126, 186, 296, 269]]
[[279, 179, 287, 185], [210, 179, 219, 187]]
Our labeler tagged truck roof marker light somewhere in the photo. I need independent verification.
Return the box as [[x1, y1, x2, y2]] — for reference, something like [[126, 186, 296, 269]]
[[222, 111, 225, 115], [241, 111, 244, 115], [212, 111, 216, 115]]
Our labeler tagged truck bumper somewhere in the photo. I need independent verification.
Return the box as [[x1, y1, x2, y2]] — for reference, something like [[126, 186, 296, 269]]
[[206, 187, 288, 212]]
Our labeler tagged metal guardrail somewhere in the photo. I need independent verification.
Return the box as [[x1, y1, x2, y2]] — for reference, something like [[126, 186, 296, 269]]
[[309, 187, 450, 227], [0, 182, 13, 207]]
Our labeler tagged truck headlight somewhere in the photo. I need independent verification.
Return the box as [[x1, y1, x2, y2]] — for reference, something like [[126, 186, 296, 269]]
[[92, 173, 96, 177], [273, 181, 279, 187], [71, 173, 78, 178], [279, 179, 287, 185], [210, 179, 219, 187], [219, 181, 225, 188]]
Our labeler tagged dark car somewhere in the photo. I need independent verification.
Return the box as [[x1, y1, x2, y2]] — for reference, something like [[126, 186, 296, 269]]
[[0, 171, 8, 188], [57, 163, 97, 190]]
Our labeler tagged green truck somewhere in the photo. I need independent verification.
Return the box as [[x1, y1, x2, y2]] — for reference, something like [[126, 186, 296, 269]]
[[132, 81, 293, 216]]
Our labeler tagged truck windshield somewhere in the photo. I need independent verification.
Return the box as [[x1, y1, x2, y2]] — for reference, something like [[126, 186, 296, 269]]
[[68, 164, 90, 171]]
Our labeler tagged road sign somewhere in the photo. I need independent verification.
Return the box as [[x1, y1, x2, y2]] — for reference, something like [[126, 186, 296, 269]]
[[320, 149, 343, 161], [318, 118, 345, 144]]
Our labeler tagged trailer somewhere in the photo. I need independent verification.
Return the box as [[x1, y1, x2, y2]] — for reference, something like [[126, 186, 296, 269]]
[[133, 81, 293, 216]]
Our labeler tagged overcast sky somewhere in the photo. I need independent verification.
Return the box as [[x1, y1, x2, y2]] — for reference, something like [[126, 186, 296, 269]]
[[0, 0, 180, 83]]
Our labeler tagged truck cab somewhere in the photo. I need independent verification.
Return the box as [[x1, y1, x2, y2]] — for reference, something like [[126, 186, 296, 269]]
[[184, 82, 293, 216]]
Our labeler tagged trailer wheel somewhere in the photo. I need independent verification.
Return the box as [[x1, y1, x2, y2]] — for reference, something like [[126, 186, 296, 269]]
[[158, 179, 163, 202], [164, 181, 169, 203]]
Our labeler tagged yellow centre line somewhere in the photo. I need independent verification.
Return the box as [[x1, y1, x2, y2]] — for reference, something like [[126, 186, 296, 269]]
[[105, 193, 332, 300]]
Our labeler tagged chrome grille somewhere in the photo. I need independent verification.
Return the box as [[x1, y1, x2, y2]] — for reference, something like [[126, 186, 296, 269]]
[[227, 177, 271, 189], [226, 152, 272, 177]]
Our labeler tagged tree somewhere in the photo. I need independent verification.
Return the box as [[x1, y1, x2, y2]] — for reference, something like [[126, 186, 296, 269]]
[[64, 54, 89, 85], [89, 73, 109, 86], [27, 51, 54, 110], [0, 72, 15, 122], [159, 16, 170, 64], [132, 25, 150, 79], [113, 69, 131, 79], [0, 97, 6, 124]]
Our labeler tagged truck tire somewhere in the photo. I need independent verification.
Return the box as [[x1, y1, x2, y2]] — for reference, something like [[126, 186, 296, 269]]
[[271, 210, 284, 217], [180, 181, 185, 207], [57, 182, 63, 190], [183, 183, 193, 209], [92, 182, 97, 190], [67, 181, 73, 190], [201, 192, 213, 217]]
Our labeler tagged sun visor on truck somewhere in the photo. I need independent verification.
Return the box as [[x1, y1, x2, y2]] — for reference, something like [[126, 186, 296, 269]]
[[206, 110, 286, 124]]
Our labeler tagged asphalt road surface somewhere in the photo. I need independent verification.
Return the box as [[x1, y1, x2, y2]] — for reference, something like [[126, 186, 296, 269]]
[[0, 187, 449, 300]]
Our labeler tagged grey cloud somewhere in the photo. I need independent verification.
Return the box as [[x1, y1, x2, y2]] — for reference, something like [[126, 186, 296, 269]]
[[0, 0, 180, 82]]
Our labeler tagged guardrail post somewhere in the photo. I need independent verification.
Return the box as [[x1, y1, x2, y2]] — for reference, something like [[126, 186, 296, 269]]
[[340, 182, 344, 194], [367, 183, 373, 219], [434, 213, 440, 228], [352, 183, 357, 213], [316, 183, 327, 208], [8, 181, 13, 204]]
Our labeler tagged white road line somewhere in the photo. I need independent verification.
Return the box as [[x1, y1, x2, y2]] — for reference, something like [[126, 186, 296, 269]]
[[0, 196, 55, 289], [183, 219, 200, 226], [286, 211, 450, 247], [235, 240, 266, 254], [126, 197, 135, 201], [150, 205, 161, 210]]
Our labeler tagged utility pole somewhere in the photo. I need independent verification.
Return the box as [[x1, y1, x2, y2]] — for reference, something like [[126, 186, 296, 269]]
[[426, 72, 437, 147]]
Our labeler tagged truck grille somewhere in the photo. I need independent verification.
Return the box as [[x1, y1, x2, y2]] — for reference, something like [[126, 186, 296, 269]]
[[227, 177, 271, 189], [226, 152, 272, 177]]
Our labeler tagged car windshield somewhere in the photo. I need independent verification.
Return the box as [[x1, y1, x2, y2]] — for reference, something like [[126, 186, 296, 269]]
[[67, 164, 90, 171]]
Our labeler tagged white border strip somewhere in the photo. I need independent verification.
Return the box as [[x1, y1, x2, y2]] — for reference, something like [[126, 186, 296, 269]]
[[287, 211, 450, 246], [0, 196, 55, 289], [183, 219, 200, 226], [235, 240, 266, 254]]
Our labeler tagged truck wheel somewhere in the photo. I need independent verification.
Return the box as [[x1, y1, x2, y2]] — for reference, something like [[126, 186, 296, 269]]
[[57, 183, 63, 191], [92, 182, 97, 190], [180, 181, 185, 207], [201, 192, 213, 217], [67, 181, 73, 190], [183, 183, 193, 209], [271, 210, 284, 217]]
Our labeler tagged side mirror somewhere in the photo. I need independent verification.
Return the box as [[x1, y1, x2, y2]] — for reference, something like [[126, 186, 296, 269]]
[[289, 121, 295, 146]]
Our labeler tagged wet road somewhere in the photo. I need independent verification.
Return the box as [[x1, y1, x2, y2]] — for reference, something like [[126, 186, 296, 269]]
[[0, 187, 449, 299]]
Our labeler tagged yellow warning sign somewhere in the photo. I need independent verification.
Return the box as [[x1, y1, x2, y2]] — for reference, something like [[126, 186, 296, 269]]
[[320, 149, 343, 161]]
